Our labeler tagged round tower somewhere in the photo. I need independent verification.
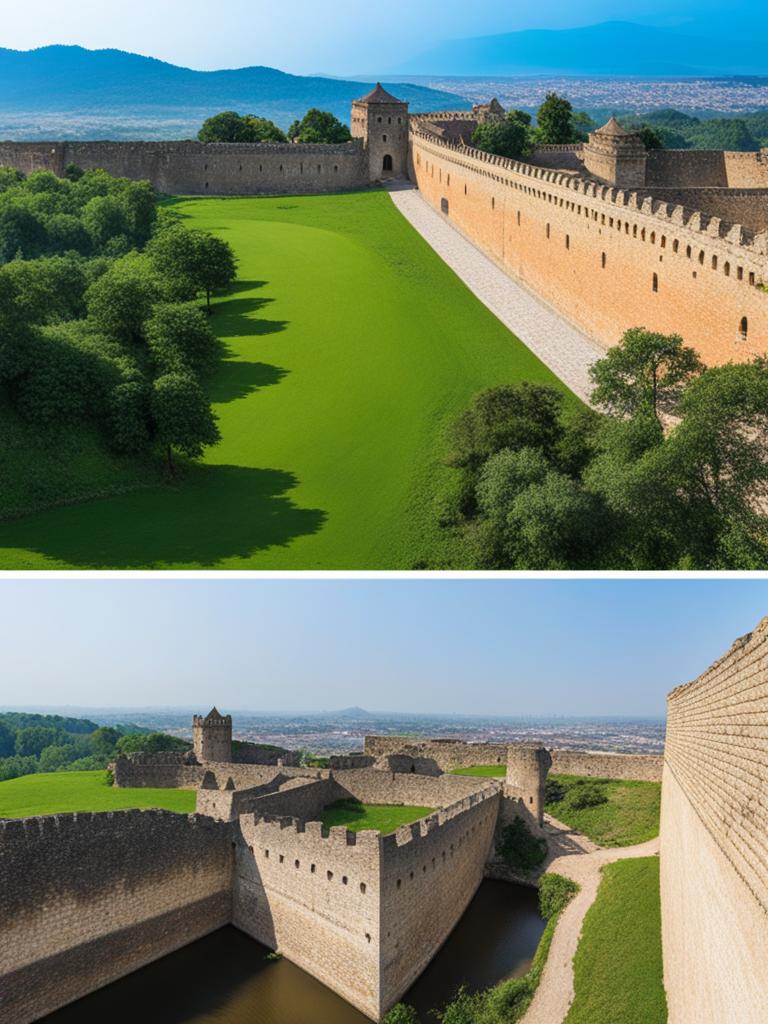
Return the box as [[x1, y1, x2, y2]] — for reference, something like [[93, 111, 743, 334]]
[[351, 83, 409, 183], [192, 707, 232, 763], [582, 116, 648, 188], [504, 743, 552, 828]]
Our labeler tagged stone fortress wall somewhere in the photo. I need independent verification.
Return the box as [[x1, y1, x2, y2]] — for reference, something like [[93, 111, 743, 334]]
[[409, 117, 768, 367], [363, 735, 664, 781], [0, 810, 234, 1024], [661, 617, 768, 1024]]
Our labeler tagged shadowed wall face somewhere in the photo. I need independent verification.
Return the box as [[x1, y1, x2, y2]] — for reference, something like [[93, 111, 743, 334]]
[[661, 617, 768, 1024], [0, 811, 234, 1024]]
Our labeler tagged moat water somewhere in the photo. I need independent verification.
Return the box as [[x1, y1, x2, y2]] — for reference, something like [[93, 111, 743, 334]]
[[41, 880, 544, 1024]]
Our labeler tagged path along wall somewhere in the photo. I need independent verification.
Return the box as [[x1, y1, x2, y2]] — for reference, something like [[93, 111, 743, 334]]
[[0, 140, 367, 195], [363, 736, 663, 781], [0, 810, 233, 1024], [661, 617, 768, 1024], [409, 126, 768, 366]]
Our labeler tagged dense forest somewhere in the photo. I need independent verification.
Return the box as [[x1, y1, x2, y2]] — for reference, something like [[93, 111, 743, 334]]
[[617, 108, 768, 152], [0, 711, 187, 780], [0, 166, 236, 519]]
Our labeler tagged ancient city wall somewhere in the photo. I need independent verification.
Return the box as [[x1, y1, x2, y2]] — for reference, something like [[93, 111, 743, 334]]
[[334, 766, 491, 805], [379, 783, 500, 1012], [643, 188, 768, 234], [0, 810, 234, 1024], [235, 814, 382, 1018], [409, 124, 768, 366], [0, 140, 368, 195], [645, 148, 768, 189], [661, 617, 768, 1024], [113, 754, 316, 789], [363, 736, 663, 781], [550, 750, 663, 781]]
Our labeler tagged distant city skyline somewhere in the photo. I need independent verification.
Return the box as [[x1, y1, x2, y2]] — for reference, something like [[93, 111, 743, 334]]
[[0, 2, 757, 75], [0, 580, 765, 717]]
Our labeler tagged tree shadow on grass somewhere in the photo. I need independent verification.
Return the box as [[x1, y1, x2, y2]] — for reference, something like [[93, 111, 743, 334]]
[[0, 464, 326, 569], [212, 281, 288, 340], [209, 359, 288, 404]]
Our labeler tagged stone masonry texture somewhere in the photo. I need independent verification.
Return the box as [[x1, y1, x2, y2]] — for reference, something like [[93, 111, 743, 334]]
[[661, 617, 768, 1024]]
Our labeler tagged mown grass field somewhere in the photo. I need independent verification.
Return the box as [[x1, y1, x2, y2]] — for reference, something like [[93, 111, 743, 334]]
[[450, 764, 507, 777], [565, 857, 667, 1024], [321, 798, 434, 834], [0, 770, 196, 818], [545, 774, 661, 847], [0, 191, 578, 569]]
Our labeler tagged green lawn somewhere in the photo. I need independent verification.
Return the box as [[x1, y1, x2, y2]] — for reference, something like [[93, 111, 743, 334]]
[[545, 774, 661, 847], [0, 770, 196, 818], [320, 798, 434, 834], [0, 191, 578, 569], [450, 764, 507, 777], [565, 857, 668, 1024]]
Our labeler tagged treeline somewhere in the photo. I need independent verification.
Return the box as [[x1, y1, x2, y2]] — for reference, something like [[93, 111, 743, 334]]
[[471, 93, 596, 160], [619, 108, 768, 152], [0, 711, 186, 781], [198, 108, 352, 145], [0, 166, 237, 477], [437, 330, 768, 570]]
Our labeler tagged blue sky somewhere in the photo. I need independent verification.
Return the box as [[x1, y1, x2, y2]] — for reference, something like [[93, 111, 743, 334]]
[[0, 580, 764, 716], [0, 1, 754, 74]]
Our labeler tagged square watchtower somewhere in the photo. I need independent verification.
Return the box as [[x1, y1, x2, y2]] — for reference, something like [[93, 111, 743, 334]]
[[351, 83, 409, 183], [192, 707, 232, 763]]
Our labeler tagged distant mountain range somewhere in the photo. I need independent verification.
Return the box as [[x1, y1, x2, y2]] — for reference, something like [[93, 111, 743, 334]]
[[0, 46, 467, 140], [393, 20, 768, 77]]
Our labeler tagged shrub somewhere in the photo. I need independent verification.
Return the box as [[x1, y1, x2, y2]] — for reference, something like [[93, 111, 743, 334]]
[[383, 1005, 420, 1024], [567, 782, 608, 810], [539, 873, 579, 920], [496, 816, 547, 872], [544, 777, 566, 803]]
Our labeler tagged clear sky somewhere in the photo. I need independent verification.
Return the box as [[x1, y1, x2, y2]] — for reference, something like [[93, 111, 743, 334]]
[[0, 579, 765, 717], [0, 1, 753, 75]]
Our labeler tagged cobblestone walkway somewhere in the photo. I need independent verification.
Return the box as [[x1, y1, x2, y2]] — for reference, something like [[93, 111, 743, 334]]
[[388, 188, 605, 404], [520, 815, 661, 1024]]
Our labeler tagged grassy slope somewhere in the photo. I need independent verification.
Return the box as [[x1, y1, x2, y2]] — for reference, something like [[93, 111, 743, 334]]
[[565, 857, 668, 1024], [321, 798, 434, 834], [0, 191, 578, 569], [450, 764, 507, 777], [0, 392, 155, 520], [0, 770, 196, 818], [545, 774, 661, 847]]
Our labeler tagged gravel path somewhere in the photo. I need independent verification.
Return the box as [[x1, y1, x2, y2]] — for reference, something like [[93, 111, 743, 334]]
[[520, 815, 661, 1024], [388, 188, 604, 404]]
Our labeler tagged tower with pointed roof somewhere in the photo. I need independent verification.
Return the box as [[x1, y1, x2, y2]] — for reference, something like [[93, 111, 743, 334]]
[[582, 116, 648, 188], [192, 707, 232, 763], [351, 83, 409, 183]]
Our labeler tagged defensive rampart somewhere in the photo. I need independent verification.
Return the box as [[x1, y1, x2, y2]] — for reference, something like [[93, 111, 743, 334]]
[[363, 736, 663, 781], [0, 140, 368, 195], [0, 810, 234, 1024], [409, 121, 768, 366], [112, 753, 315, 789], [661, 617, 768, 1023]]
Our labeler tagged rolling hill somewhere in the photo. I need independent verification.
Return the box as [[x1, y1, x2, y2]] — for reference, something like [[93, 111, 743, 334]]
[[0, 46, 467, 140]]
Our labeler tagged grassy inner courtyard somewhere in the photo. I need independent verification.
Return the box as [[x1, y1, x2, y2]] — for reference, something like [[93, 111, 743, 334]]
[[0, 770, 196, 818], [565, 857, 667, 1024], [320, 798, 434, 834], [544, 774, 661, 847], [450, 764, 507, 777], [0, 191, 578, 570]]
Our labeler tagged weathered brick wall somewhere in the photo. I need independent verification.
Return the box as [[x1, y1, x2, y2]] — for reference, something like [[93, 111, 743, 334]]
[[644, 188, 768, 234], [235, 815, 382, 1018], [334, 766, 490, 806], [113, 756, 317, 789], [0, 140, 368, 195], [363, 736, 662, 781], [379, 783, 501, 1012], [551, 750, 663, 781], [0, 810, 233, 1024], [661, 617, 768, 1023], [409, 123, 768, 367]]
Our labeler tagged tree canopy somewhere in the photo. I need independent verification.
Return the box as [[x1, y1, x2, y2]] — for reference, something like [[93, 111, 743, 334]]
[[198, 111, 287, 144], [287, 108, 352, 144]]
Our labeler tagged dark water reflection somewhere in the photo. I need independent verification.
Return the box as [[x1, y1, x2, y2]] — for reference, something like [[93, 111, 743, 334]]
[[41, 881, 544, 1024]]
